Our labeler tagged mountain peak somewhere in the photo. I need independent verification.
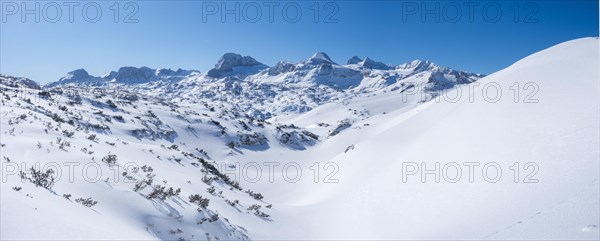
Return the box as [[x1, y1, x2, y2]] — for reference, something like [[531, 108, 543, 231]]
[[68, 68, 91, 77], [307, 52, 335, 65], [347, 56, 362, 65], [398, 59, 438, 71], [60, 68, 94, 81], [360, 57, 394, 70], [207, 53, 266, 78], [156, 68, 199, 77], [347, 56, 393, 70], [216, 53, 263, 70], [47, 68, 103, 87], [48, 66, 198, 87], [108, 66, 158, 83]]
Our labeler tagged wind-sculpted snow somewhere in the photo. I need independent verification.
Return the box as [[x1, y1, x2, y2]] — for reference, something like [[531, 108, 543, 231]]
[[275, 37, 599, 240]]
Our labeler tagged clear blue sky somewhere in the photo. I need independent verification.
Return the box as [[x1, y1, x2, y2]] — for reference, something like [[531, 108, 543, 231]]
[[1, 0, 598, 83]]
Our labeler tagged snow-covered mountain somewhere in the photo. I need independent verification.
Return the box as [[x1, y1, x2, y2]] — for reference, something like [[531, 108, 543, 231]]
[[1, 38, 598, 240], [46, 52, 482, 120], [347, 56, 395, 70], [47, 67, 201, 87]]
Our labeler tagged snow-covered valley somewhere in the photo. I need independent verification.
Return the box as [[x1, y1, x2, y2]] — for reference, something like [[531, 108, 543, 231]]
[[1, 37, 598, 240]]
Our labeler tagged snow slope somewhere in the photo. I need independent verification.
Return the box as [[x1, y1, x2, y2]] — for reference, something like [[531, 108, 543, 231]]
[[262, 37, 599, 240]]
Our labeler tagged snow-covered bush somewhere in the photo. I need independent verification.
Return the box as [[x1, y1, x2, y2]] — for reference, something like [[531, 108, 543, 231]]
[[189, 194, 210, 209], [245, 190, 264, 200], [87, 134, 97, 141], [147, 185, 180, 201], [237, 132, 267, 146], [101, 154, 117, 167], [20, 167, 55, 189], [75, 197, 98, 207]]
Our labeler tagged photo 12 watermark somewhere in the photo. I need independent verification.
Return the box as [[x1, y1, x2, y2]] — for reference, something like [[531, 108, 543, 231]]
[[399, 1, 539, 23], [200, 1, 339, 23], [218, 161, 340, 183], [1, 1, 139, 23], [400, 81, 540, 104], [1, 160, 340, 185], [401, 161, 540, 183]]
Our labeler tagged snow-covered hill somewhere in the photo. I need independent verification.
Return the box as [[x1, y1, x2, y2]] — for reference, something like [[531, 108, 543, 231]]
[[0, 74, 41, 89], [1, 37, 598, 240], [262, 37, 600, 240]]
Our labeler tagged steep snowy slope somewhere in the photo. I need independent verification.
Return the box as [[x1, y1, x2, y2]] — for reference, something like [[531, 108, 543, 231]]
[[261, 37, 599, 240]]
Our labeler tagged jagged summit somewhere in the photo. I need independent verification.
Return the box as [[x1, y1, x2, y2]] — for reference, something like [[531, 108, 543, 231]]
[[207, 53, 267, 78], [48, 67, 199, 87], [347, 56, 394, 70], [398, 59, 438, 71], [268, 61, 296, 76], [46, 68, 103, 87], [106, 66, 158, 83], [306, 52, 336, 65], [157, 68, 196, 77], [66, 69, 92, 79], [347, 56, 362, 65], [215, 53, 263, 71]]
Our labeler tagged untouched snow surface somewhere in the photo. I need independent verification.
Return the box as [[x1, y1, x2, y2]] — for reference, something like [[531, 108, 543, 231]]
[[261, 37, 599, 240]]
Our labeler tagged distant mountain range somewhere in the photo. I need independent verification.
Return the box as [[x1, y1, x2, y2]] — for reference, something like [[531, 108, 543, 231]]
[[32, 52, 484, 120]]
